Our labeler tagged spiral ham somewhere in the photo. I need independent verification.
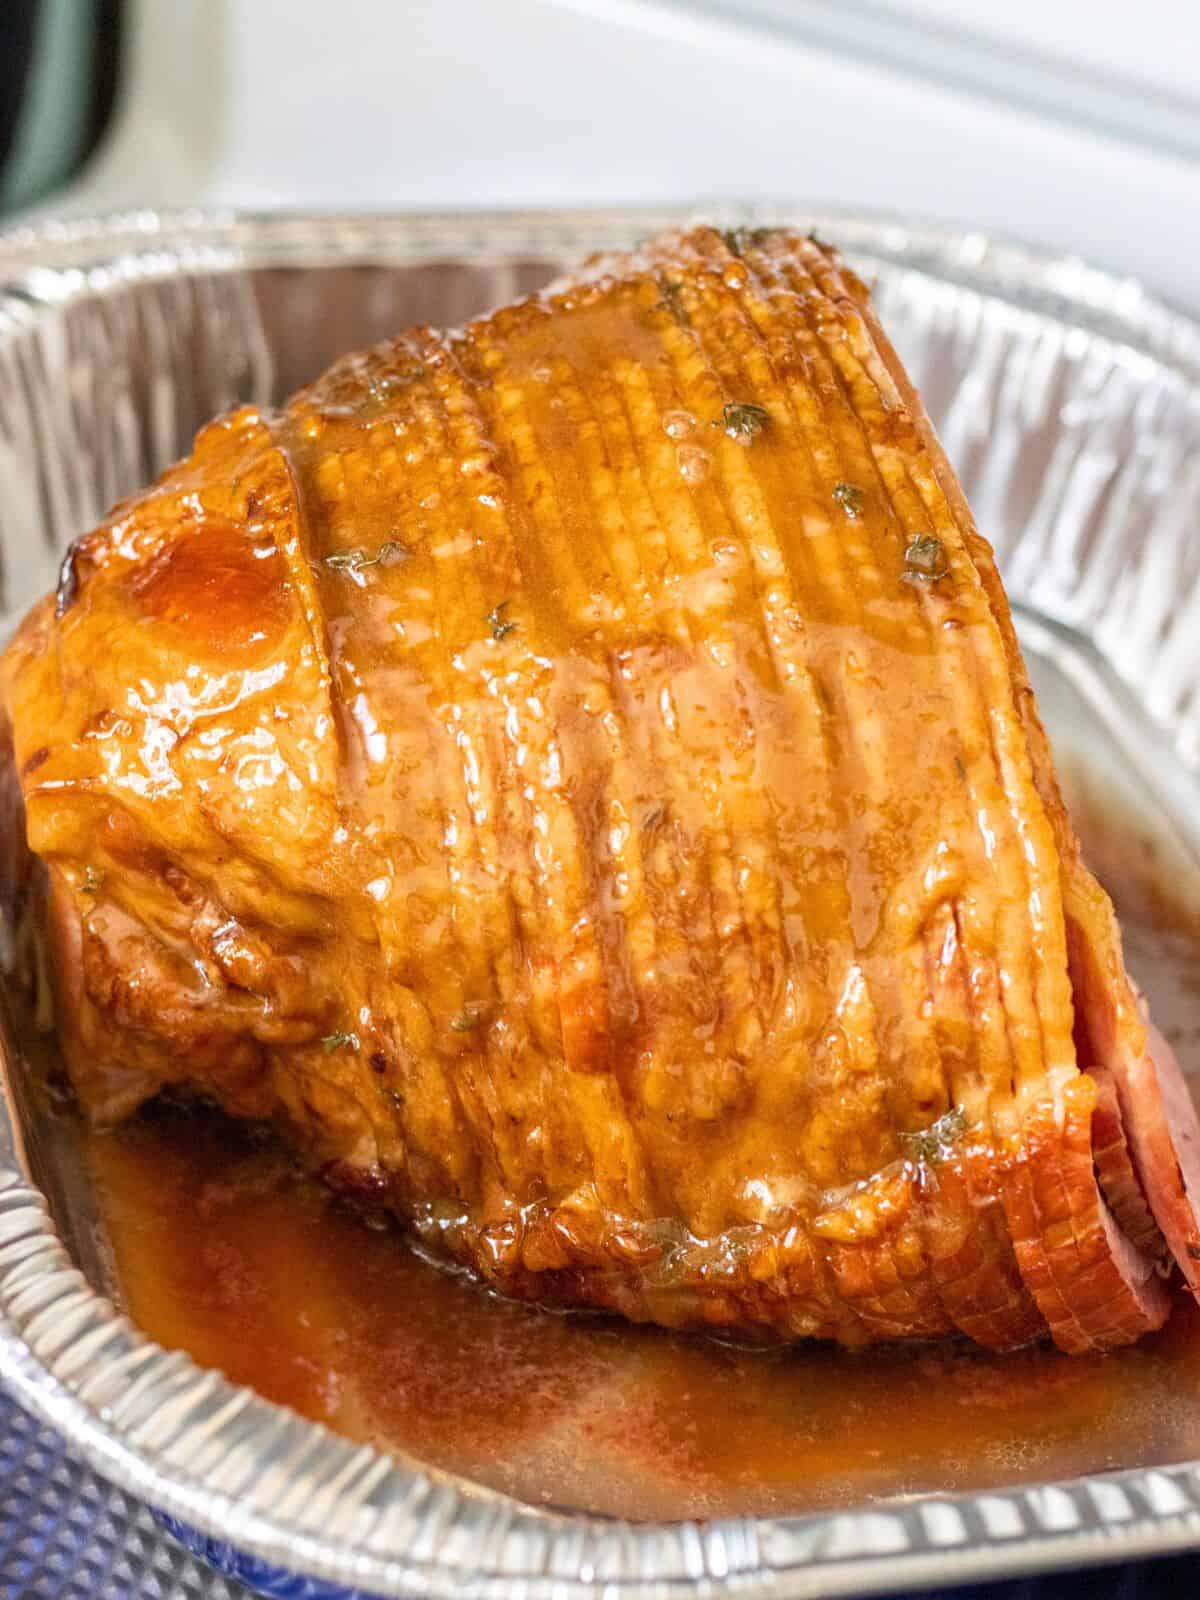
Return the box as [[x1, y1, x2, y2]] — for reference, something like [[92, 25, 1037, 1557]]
[[3, 225, 1197, 1351]]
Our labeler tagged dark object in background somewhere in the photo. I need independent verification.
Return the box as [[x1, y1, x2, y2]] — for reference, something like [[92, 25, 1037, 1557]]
[[0, 0, 123, 216]]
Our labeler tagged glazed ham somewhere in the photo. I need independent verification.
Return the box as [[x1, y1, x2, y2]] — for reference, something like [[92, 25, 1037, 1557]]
[[4, 225, 1199, 1352]]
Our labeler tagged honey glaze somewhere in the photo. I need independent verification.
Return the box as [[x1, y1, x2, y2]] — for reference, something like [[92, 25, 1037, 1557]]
[[82, 788, 1200, 1522]]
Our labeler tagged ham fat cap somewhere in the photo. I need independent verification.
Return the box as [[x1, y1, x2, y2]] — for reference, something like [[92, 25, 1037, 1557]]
[[3, 224, 1198, 1352]]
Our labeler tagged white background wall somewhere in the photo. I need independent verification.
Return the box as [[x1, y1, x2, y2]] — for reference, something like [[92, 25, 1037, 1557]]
[[64, 0, 1200, 314]]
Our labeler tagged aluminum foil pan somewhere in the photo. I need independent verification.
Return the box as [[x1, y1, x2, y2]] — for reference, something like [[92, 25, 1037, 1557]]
[[1, 208, 1200, 1599]]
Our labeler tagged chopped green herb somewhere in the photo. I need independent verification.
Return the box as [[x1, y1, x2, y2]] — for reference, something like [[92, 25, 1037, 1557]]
[[645, 1216, 686, 1250], [711, 1235, 751, 1277], [487, 599, 517, 641], [720, 226, 771, 258], [832, 482, 865, 518], [324, 540, 405, 573], [718, 401, 770, 442], [903, 535, 950, 583], [81, 867, 102, 893], [807, 226, 827, 247], [451, 1008, 483, 1033], [321, 1031, 360, 1054], [657, 277, 690, 327], [900, 1106, 967, 1165], [366, 367, 426, 404]]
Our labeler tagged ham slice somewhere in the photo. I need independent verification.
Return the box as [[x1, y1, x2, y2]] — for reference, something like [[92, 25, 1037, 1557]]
[[1090, 1063, 1167, 1264], [1, 224, 1195, 1352], [1113, 1023, 1200, 1291]]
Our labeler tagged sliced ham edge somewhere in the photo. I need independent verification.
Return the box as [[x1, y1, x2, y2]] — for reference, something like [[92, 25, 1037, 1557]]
[[1089, 1062, 1170, 1267], [1110, 1021, 1200, 1297], [1004, 1077, 1171, 1353], [1059, 910, 1199, 1317]]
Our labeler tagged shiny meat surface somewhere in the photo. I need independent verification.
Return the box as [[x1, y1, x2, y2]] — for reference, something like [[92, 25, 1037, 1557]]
[[4, 226, 1198, 1350]]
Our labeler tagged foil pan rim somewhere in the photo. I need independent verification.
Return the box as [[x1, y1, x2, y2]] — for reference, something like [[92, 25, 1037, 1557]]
[[2, 204, 1199, 381], [2, 207, 1200, 1597]]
